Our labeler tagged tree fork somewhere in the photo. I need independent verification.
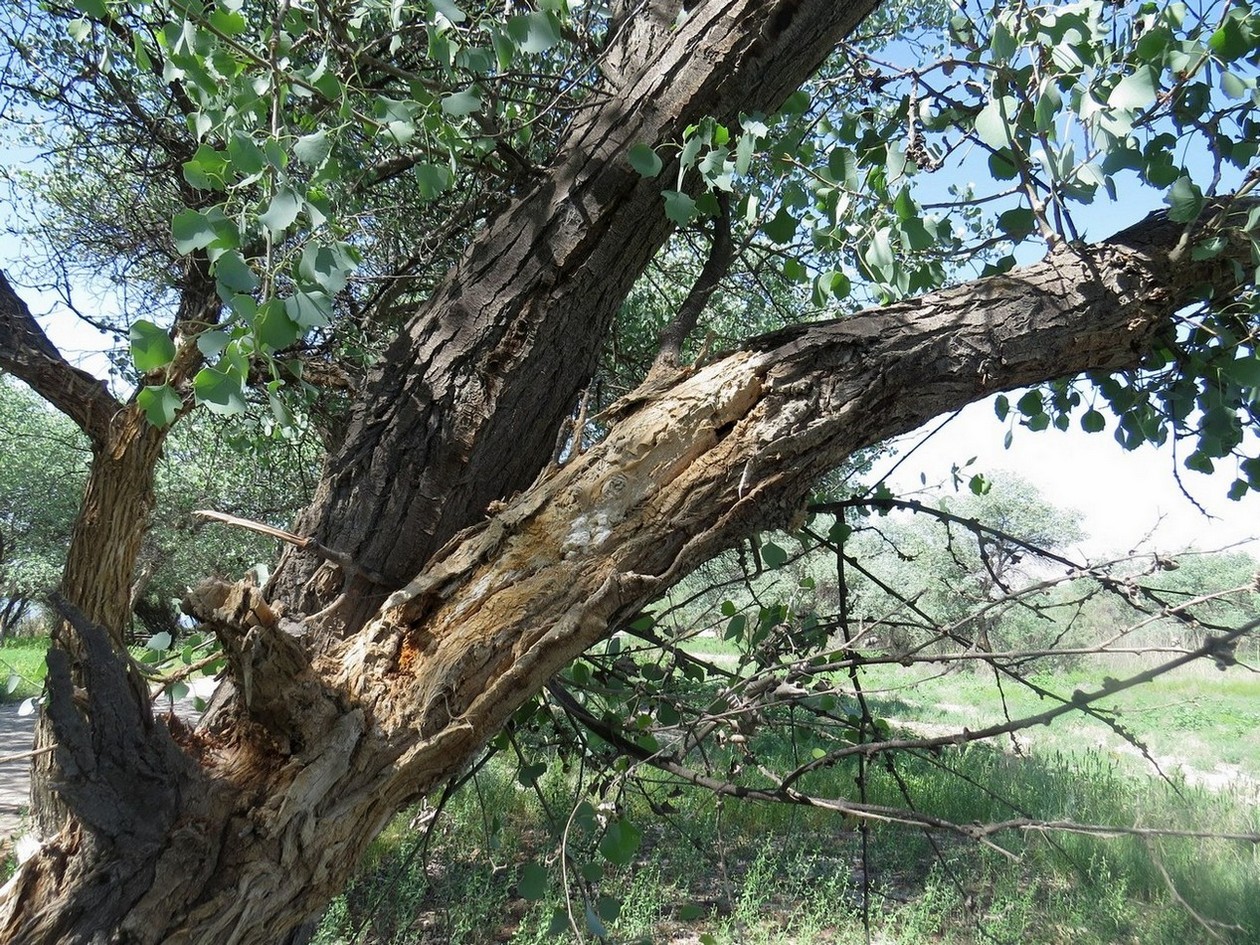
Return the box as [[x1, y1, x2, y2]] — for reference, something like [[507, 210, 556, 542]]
[[1, 206, 1245, 945], [267, 0, 884, 633]]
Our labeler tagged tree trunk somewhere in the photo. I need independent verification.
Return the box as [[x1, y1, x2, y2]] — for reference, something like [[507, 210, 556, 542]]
[[28, 410, 169, 837], [1, 207, 1247, 944]]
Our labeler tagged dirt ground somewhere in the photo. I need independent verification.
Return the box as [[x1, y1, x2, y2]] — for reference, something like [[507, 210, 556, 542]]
[[0, 703, 35, 842]]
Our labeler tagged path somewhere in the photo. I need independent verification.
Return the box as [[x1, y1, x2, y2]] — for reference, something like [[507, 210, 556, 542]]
[[0, 704, 36, 843]]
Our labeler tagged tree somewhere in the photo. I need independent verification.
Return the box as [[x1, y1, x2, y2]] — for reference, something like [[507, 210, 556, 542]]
[[0, 379, 88, 637], [0, 0, 1257, 941], [0, 377, 315, 641], [848, 472, 1086, 652]]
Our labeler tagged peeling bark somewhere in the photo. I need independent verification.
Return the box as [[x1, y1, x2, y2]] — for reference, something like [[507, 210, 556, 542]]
[[1, 207, 1246, 945]]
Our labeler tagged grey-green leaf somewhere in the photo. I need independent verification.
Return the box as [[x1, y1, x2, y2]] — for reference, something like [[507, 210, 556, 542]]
[[137, 384, 182, 427], [130, 319, 177, 372], [259, 187, 302, 236], [294, 130, 332, 166], [628, 144, 663, 178]]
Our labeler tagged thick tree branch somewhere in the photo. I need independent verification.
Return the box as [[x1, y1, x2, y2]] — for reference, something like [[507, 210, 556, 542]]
[[0, 271, 119, 445]]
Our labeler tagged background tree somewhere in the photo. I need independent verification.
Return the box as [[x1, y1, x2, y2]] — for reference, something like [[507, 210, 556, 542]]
[[0, 379, 87, 637], [0, 0, 1256, 942]]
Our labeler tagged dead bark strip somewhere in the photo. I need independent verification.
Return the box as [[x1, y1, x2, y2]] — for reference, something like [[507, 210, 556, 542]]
[[1, 208, 1245, 945]]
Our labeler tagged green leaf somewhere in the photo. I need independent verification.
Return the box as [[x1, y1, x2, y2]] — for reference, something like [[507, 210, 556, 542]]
[[146, 631, 172, 650], [780, 89, 810, 115], [293, 130, 332, 166], [1221, 71, 1249, 99], [735, 132, 756, 175], [441, 88, 481, 117], [196, 329, 231, 360], [431, 0, 466, 23], [130, 320, 176, 372], [259, 187, 302, 235], [1016, 389, 1043, 417], [628, 144, 663, 178], [762, 206, 797, 244], [137, 384, 182, 427], [1223, 353, 1260, 387], [761, 541, 788, 568], [214, 250, 258, 293], [415, 163, 453, 200], [989, 20, 1016, 61], [994, 393, 1009, 420], [285, 289, 333, 329], [662, 190, 697, 226], [997, 207, 1035, 241], [988, 149, 1020, 180], [256, 299, 301, 350], [584, 903, 608, 939], [517, 761, 547, 787], [208, 8, 247, 36], [172, 208, 231, 255], [596, 895, 621, 922], [1209, 17, 1251, 61], [1080, 409, 1106, 433], [227, 132, 267, 177], [1109, 67, 1158, 112], [598, 818, 642, 866], [864, 227, 894, 271], [828, 520, 852, 544], [71, 0, 108, 15], [518, 862, 547, 901], [182, 144, 229, 191], [812, 270, 850, 305], [1164, 176, 1203, 223], [298, 242, 358, 294], [193, 366, 247, 416], [509, 11, 561, 54], [1034, 84, 1062, 133], [973, 97, 1015, 149]]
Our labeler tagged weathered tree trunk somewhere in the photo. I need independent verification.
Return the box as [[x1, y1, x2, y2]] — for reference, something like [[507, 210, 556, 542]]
[[1, 268, 218, 843], [29, 411, 168, 836], [1, 206, 1247, 944]]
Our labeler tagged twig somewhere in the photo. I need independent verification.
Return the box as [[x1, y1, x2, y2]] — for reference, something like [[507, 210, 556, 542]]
[[192, 510, 395, 588]]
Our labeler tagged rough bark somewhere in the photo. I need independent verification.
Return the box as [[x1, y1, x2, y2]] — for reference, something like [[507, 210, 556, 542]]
[[1, 207, 1246, 945], [0, 267, 221, 839], [268, 0, 884, 632]]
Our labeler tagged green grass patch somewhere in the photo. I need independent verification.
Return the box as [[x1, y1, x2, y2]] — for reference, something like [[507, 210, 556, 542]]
[[313, 731, 1259, 944], [0, 636, 49, 703]]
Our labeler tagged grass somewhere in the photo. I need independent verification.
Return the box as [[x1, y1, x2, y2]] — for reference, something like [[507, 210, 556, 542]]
[[310, 661, 1260, 944], [0, 636, 48, 703]]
